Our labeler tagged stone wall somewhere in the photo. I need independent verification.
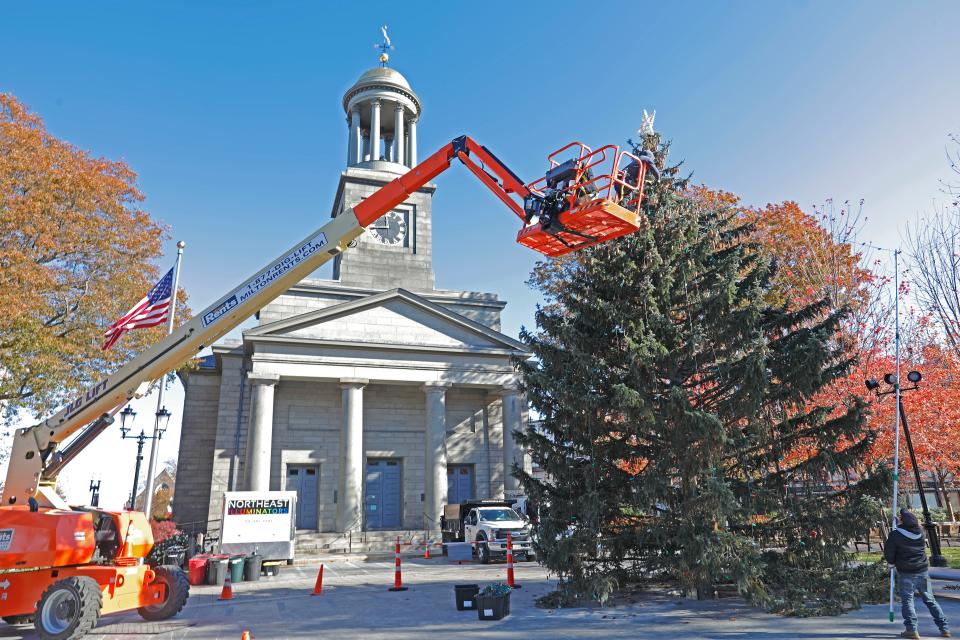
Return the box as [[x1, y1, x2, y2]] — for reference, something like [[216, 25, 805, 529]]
[[271, 380, 341, 532], [190, 378, 510, 533], [446, 388, 500, 499], [205, 351, 252, 533], [172, 370, 220, 528], [332, 167, 436, 291], [363, 384, 427, 530]]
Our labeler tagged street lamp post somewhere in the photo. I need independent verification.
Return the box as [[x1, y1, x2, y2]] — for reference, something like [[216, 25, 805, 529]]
[[129, 432, 147, 511], [119, 405, 170, 513], [865, 371, 948, 567]]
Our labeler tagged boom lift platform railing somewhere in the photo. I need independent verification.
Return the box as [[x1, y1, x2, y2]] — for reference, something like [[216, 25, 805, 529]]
[[519, 141, 653, 256]]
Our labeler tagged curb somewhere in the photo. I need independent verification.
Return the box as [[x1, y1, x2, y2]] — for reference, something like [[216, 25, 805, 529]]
[[293, 552, 449, 565], [930, 568, 960, 582]]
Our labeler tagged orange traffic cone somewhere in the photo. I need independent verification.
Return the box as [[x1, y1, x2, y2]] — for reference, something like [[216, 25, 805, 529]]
[[424, 540, 431, 560], [220, 573, 234, 600], [506, 533, 521, 589], [389, 536, 408, 591], [311, 564, 324, 596]]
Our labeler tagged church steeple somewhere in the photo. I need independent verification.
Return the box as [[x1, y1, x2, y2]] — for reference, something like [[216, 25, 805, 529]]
[[332, 41, 435, 292], [343, 31, 421, 174]]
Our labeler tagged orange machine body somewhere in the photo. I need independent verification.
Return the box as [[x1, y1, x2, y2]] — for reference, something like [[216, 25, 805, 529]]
[[0, 506, 158, 618]]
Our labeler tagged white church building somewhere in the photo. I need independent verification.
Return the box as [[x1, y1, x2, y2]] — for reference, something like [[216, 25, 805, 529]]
[[173, 61, 531, 548]]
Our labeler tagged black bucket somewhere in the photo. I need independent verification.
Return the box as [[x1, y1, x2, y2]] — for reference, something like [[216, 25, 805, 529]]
[[477, 593, 510, 620], [454, 584, 479, 611]]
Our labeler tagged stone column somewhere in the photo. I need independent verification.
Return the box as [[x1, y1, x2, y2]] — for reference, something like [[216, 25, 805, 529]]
[[370, 99, 381, 161], [336, 378, 367, 532], [393, 105, 405, 167], [246, 373, 279, 491], [498, 386, 525, 495], [346, 120, 352, 165], [362, 130, 371, 162], [384, 135, 394, 162], [423, 382, 450, 530], [408, 118, 417, 167], [350, 108, 361, 165]]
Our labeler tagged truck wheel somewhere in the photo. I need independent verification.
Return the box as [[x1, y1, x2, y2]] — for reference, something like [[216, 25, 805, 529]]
[[3, 615, 35, 625], [35, 576, 101, 640], [138, 565, 190, 621], [477, 535, 491, 564]]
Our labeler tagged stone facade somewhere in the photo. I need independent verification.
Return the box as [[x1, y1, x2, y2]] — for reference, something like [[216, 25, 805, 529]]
[[331, 167, 436, 291], [173, 63, 531, 537]]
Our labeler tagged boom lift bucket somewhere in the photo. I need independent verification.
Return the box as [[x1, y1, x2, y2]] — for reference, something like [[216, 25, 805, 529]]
[[517, 142, 650, 257]]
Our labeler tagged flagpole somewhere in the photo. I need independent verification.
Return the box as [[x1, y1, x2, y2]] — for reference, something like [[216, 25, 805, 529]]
[[142, 240, 185, 522]]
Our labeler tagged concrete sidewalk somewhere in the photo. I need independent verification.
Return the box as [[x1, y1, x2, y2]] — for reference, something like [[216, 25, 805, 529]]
[[4, 559, 959, 639]]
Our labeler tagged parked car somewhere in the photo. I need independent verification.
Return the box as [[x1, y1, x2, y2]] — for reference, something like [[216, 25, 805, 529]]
[[441, 500, 535, 563]]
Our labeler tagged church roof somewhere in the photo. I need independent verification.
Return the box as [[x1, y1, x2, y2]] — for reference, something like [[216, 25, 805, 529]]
[[342, 66, 421, 116], [350, 66, 412, 91], [244, 288, 529, 356]]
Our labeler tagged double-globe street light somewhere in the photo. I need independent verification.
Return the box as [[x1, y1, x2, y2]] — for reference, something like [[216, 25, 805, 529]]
[[118, 405, 171, 513], [865, 370, 947, 567]]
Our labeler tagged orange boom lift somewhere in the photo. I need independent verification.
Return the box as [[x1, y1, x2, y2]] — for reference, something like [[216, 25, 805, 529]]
[[0, 135, 655, 639]]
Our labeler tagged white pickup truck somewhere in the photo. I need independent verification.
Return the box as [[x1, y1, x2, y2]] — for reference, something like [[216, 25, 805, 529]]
[[441, 500, 535, 564]]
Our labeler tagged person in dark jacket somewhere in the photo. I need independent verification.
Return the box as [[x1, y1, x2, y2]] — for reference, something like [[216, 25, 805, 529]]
[[885, 508, 951, 638]]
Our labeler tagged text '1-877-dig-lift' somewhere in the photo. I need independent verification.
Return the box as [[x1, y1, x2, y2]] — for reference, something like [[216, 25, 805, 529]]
[[0, 134, 656, 640]]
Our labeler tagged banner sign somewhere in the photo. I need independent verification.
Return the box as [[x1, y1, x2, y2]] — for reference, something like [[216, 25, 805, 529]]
[[202, 230, 328, 327], [221, 491, 296, 545]]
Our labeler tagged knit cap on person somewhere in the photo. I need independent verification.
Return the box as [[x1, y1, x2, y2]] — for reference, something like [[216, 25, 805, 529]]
[[900, 508, 921, 532]]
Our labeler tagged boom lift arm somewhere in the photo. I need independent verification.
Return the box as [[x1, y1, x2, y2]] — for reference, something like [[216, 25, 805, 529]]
[[3, 135, 652, 509]]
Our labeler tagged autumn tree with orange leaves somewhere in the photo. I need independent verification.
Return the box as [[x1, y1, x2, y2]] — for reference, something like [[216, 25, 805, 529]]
[[0, 93, 184, 426], [856, 314, 960, 521]]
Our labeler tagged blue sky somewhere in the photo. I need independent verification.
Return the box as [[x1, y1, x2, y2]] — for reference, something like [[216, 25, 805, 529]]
[[3, 1, 958, 507]]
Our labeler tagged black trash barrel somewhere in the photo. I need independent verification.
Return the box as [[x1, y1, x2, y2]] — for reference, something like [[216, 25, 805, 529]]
[[206, 555, 230, 585], [244, 554, 263, 582]]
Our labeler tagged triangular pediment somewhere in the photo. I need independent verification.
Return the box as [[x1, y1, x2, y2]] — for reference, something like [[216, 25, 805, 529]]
[[245, 288, 528, 354]]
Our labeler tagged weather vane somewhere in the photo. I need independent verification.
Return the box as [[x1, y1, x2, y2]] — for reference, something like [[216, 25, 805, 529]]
[[639, 109, 656, 136], [375, 25, 394, 66]]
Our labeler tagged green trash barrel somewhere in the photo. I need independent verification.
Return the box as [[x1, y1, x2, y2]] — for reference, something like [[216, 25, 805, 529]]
[[229, 555, 246, 583]]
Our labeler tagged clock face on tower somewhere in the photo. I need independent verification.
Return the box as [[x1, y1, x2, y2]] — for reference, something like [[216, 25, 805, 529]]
[[368, 210, 407, 246]]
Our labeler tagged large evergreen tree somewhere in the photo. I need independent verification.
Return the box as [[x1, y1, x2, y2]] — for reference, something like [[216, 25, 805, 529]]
[[515, 133, 888, 615]]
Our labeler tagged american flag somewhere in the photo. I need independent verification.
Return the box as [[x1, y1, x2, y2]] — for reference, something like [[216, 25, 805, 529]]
[[102, 268, 175, 351]]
